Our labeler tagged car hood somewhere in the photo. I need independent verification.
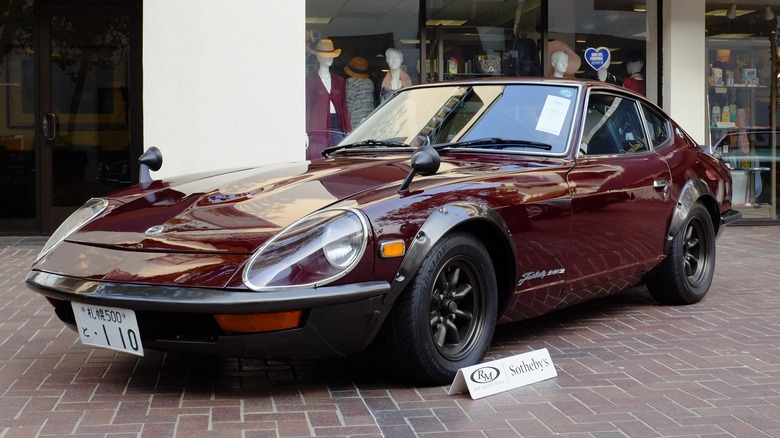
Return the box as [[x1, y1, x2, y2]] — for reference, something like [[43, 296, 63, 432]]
[[68, 156, 443, 254]]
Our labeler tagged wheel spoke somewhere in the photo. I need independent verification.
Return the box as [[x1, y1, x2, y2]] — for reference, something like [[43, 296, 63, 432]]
[[683, 256, 693, 276], [450, 283, 472, 300], [684, 224, 694, 241], [444, 319, 461, 344], [445, 267, 461, 291], [435, 272, 449, 293], [433, 321, 447, 347], [453, 308, 473, 321]]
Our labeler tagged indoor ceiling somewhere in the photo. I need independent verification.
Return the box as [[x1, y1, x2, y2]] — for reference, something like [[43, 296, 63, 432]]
[[306, 0, 652, 41]]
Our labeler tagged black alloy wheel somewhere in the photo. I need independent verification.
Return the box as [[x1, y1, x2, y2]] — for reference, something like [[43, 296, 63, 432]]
[[648, 203, 716, 305], [382, 232, 497, 385]]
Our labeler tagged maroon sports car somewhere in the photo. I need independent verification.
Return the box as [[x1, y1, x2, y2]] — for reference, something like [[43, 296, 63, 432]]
[[27, 78, 740, 385]]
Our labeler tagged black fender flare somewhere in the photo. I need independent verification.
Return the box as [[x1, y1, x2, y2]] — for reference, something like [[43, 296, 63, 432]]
[[385, 202, 516, 305], [665, 178, 717, 254]]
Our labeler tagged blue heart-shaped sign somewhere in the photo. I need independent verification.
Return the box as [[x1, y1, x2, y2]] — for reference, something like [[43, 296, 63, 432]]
[[584, 47, 610, 71]]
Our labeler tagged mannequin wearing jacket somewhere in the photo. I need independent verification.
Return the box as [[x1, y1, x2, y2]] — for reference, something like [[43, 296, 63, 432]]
[[306, 39, 351, 159]]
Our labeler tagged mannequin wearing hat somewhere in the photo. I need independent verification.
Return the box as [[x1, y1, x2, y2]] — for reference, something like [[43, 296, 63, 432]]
[[379, 48, 412, 103], [551, 51, 569, 78], [546, 40, 581, 78], [306, 39, 351, 159], [344, 56, 375, 128]]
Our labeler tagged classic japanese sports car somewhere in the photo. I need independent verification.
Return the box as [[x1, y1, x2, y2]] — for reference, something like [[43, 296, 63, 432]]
[[27, 78, 741, 385]]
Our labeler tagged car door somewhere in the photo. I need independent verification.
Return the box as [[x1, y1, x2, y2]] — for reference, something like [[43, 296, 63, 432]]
[[564, 92, 673, 298]]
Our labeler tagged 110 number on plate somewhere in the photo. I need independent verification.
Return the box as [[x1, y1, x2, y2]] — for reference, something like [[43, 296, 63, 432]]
[[71, 302, 144, 356]]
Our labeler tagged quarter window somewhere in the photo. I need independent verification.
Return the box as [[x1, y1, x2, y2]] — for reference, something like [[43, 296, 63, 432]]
[[641, 105, 670, 149]]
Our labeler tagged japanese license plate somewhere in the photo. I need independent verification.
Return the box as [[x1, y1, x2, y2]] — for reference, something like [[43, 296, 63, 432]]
[[71, 302, 144, 356]]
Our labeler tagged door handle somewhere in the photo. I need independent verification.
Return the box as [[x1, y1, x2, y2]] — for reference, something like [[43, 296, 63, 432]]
[[42, 113, 57, 141], [653, 178, 669, 191]]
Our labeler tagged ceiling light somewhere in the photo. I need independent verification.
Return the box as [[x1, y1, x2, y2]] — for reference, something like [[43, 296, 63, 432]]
[[726, 4, 737, 19], [706, 8, 754, 17], [765, 6, 775, 21], [426, 19, 468, 26], [305, 17, 332, 24]]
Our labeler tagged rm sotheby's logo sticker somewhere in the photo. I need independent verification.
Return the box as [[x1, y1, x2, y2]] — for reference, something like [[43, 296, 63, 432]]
[[448, 348, 557, 399], [470, 366, 500, 384]]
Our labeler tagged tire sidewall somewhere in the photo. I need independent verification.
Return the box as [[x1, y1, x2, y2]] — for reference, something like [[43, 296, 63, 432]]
[[405, 233, 497, 381], [672, 204, 716, 302]]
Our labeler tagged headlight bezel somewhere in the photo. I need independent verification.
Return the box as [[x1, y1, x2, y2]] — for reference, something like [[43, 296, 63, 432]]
[[35, 198, 109, 263], [242, 208, 370, 291]]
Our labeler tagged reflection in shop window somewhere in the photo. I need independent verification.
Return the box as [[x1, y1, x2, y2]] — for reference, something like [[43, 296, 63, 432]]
[[425, 0, 543, 81], [305, 0, 420, 153], [548, 0, 648, 95]]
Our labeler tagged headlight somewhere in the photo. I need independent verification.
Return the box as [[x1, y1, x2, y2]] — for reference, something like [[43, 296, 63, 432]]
[[242, 208, 369, 291], [36, 198, 109, 263]]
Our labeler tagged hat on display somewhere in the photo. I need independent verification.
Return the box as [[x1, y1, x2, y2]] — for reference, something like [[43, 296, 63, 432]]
[[312, 39, 341, 58], [344, 56, 370, 78], [546, 40, 581, 77]]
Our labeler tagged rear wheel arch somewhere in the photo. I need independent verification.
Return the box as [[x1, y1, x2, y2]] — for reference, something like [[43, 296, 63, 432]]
[[666, 179, 720, 254]]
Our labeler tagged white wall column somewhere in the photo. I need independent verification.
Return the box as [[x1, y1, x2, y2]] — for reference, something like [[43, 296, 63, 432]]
[[661, 0, 707, 144], [143, 0, 305, 179]]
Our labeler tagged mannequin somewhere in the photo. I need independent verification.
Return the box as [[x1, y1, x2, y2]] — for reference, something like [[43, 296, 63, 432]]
[[379, 48, 412, 103], [344, 56, 375, 128], [551, 51, 568, 78], [595, 58, 623, 85], [623, 50, 646, 96], [546, 40, 580, 78], [305, 39, 351, 159]]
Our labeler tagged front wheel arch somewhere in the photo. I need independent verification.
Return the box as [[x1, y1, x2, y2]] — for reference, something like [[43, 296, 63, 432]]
[[386, 202, 516, 317], [380, 231, 498, 385]]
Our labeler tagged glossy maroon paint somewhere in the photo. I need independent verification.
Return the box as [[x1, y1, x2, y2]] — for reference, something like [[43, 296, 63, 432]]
[[28, 79, 738, 365]]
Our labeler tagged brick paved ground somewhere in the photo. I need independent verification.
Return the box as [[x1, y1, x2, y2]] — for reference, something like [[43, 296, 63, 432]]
[[1, 226, 779, 437]]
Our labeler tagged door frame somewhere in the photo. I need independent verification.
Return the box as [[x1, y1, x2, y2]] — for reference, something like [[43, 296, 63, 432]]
[[35, 0, 142, 234]]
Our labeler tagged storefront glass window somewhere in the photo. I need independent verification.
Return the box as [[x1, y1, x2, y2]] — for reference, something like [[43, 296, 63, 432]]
[[303, 0, 654, 157], [305, 0, 420, 156], [0, 0, 35, 233], [705, 2, 778, 221], [547, 0, 649, 95], [424, 1, 543, 81]]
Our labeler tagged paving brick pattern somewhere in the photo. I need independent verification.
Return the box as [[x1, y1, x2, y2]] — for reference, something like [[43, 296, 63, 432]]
[[1, 226, 779, 437]]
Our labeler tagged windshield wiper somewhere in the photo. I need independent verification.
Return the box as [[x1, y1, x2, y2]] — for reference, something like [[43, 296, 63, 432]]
[[436, 138, 553, 151], [324, 139, 411, 156]]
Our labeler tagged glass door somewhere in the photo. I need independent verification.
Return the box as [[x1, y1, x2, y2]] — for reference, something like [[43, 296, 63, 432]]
[[38, 1, 139, 233], [705, 3, 779, 221], [0, 0, 35, 234]]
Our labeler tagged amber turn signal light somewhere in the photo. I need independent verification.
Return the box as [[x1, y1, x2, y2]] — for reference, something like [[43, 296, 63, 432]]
[[214, 310, 303, 333], [379, 240, 405, 258]]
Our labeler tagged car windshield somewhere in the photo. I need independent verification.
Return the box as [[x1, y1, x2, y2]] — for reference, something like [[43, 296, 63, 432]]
[[340, 83, 579, 155]]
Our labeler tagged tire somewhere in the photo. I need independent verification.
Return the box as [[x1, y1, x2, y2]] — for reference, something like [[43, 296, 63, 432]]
[[382, 232, 497, 385], [647, 203, 716, 305]]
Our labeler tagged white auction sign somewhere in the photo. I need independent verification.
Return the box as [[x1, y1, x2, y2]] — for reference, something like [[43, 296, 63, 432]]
[[448, 348, 557, 399]]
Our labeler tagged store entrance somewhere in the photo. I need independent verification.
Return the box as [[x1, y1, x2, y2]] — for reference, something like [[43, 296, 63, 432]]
[[0, 0, 141, 235], [706, 3, 779, 222]]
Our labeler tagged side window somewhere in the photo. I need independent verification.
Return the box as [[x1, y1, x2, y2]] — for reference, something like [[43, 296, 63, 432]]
[[581, 94, 648, 156], [641, 104, 670, 148]]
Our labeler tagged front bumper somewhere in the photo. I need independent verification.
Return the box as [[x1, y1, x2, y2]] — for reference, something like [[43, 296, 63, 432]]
[[26, 271, 392, 359]]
